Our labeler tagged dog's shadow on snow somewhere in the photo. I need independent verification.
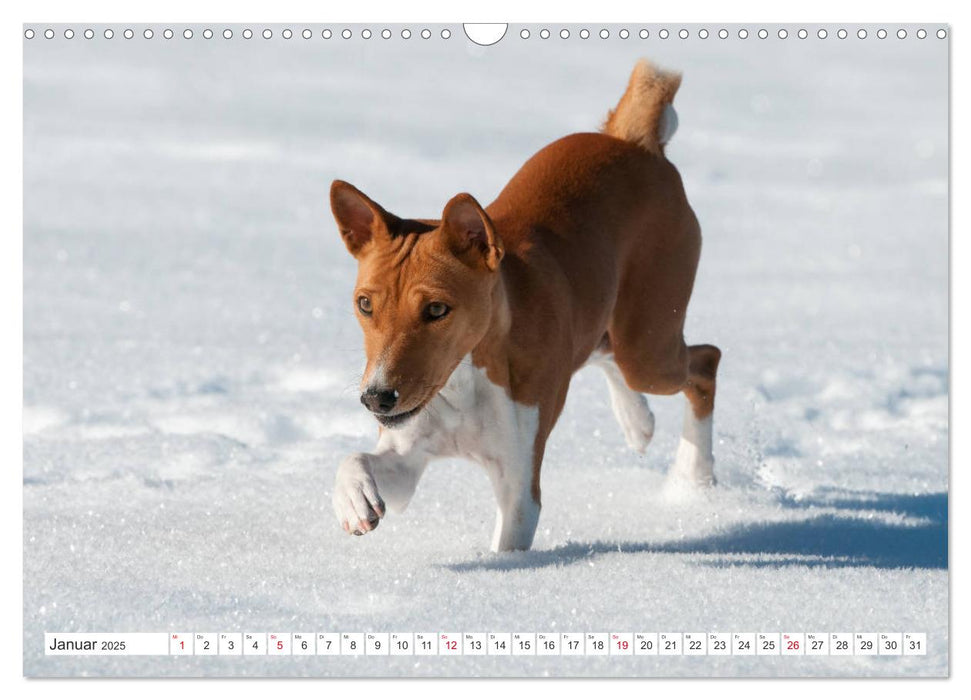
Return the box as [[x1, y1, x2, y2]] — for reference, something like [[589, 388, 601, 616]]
[[445, 491, 948, 573]]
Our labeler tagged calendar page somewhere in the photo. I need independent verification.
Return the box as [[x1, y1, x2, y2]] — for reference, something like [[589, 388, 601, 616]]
[[22, 19, 948, 678]]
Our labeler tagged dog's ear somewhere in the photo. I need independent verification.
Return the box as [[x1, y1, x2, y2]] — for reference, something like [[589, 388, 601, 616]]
[[330, 180, 396, 257], [440, 193, 503, 272]]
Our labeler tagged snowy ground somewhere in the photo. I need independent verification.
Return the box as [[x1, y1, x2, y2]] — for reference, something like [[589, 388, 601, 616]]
[[23, 24, 948, 677]]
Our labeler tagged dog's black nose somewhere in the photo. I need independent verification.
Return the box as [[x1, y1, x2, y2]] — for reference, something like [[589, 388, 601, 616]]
[[361, 388, 398, 414]]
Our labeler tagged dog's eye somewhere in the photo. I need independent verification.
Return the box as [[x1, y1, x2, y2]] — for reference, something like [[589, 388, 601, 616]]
[[424, 302, 450, 321], [357, 296, 372, 316]]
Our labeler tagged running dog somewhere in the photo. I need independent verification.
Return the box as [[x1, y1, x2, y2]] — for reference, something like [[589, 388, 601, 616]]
[[329, 60, 721, 551]]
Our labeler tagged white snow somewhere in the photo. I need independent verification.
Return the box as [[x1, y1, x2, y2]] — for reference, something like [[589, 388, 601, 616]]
[[23, 27, 948, 677]]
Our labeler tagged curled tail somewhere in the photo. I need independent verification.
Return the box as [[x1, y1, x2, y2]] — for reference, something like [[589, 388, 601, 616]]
[[602, 60, 682, 155]]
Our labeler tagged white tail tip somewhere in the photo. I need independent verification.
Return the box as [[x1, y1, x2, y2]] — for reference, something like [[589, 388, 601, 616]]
[[658, 104, 679, 146]]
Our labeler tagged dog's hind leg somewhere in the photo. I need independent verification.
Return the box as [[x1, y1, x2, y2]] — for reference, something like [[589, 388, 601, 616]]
[[589, 350, 655, 453], [668, 344, 722, 487], [611, 332, 722, 486]]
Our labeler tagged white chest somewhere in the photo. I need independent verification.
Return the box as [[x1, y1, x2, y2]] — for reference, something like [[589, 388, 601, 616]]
[[381, 358, 538, 468]]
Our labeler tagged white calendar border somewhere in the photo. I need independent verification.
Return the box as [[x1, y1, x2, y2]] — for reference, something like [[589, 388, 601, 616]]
[[6, 0, 960, 698]]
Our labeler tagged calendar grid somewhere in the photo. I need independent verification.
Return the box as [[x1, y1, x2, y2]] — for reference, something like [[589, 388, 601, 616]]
[[44, 632, 927, 657]]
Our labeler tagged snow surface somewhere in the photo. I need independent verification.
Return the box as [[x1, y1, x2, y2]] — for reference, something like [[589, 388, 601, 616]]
[[23, 25, 948, 677]]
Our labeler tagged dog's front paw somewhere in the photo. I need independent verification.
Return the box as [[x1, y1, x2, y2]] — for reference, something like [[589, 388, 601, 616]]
[[333, 455, 386, 536]]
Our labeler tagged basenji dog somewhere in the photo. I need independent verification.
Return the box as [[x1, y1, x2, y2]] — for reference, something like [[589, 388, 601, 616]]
[[329, 60, 721, 552]]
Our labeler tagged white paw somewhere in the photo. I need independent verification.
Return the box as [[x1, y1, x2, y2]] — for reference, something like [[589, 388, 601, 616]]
[[332, 456, 386, 536], [618, 399, 655, 453]]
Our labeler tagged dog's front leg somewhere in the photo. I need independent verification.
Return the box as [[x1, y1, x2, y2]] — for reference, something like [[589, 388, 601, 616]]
[[489, 462, 541, 552], [477, 400, 546, 552], [486, 426, 543, 552], [333, 436, 428, 536]]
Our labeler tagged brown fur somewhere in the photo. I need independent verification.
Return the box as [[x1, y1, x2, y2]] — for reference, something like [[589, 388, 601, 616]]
[[332, 61, 719, 509]]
